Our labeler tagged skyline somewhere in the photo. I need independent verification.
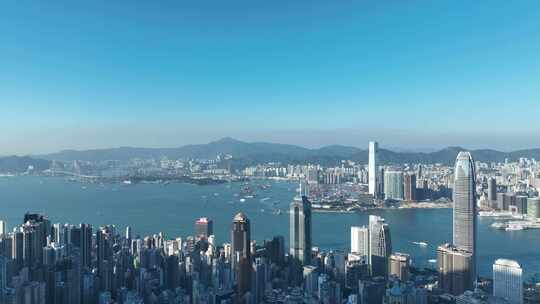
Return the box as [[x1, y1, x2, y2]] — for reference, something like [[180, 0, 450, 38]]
[[2, 0, 540, 154]]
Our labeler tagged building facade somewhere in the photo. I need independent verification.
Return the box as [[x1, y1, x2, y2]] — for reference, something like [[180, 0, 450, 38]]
[[369, 215, 392, 277], [493, 259, 523, 304], [351, 226, 369, 257], [453, 151, 477, 281], [437, 243, 474, 296], [368, 141, 378, 196]]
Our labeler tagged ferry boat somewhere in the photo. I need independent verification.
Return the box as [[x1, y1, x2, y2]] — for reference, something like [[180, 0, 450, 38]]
[[490, 222, 508, 229]]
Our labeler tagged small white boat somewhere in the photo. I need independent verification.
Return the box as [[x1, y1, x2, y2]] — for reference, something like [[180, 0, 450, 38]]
[[239, 198, 246, 203], [411, 241, 428, 247]]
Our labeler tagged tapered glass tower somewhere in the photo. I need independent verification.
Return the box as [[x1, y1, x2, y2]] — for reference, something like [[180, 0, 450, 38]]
[[453, 151, 477, 281]]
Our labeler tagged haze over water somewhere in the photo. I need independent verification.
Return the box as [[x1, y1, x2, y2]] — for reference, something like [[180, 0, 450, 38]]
[[2, 175, 539, 279]]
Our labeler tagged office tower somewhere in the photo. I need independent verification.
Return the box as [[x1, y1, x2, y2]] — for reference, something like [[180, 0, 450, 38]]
[[369, 215, 391, 277], [515, 196, 528, 214], [504, 193, 516, 211], [231, 212, 251, 297], [453, 151, 476, 279], [303, 265, 319, 296], [368, 141, 378, 196], [53, 223, 66, 245], [350, 226, 369, 257], [289, 189, 312, 265], [403, 173, 417, 201], [0, 220, 5, 238], [527, 197, 540, 219], [488, 177, 497, 202], [80, 224, 92, 269], [22, 213, 50, 268], [497, 192, 506, 210], [12, 229, 23, 270], [493, 259, 523, 304], [389, 253, 410, 281], [125, 226, 132, 241], [0, 256, 6, 303], [377, 167, 385, 199], [437, 243, 474, 296], [96, 226, 114, 292], [195, 217, 213, 238], [252, 258, 267, 304], [384, 171, 404, 200], [232, 213, 251, 264]]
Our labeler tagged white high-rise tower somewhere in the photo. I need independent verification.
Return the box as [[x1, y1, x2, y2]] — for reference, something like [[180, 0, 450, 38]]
[[368, 141, 378, 196], [493, 259, 523, 304]]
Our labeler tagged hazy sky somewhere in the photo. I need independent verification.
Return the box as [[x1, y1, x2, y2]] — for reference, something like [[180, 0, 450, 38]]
[[1, 0, 540, 155]]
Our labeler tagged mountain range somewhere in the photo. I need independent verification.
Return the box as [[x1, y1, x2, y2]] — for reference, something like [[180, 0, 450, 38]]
[[1, 137, 540, 172]]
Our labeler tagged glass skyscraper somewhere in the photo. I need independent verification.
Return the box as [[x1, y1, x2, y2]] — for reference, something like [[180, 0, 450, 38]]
[[368, 215, 391, 277], [452, 151, 477, 283], [289, 188, 312, 265]]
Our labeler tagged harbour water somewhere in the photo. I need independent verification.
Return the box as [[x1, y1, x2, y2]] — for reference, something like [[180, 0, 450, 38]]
[[1, 175, 540, 279]]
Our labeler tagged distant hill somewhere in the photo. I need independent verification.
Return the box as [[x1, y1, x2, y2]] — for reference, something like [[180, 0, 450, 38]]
[[0, 156, 51, 173], [33, 138, 540, 168]]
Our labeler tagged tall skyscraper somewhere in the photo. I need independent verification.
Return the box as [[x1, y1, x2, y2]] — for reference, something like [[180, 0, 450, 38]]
[[493, 259, 523, 304], [368, 141, 378, 196], [231, 213, 251, 297], [437, 243, 474, 296], [453, 151, 477, 280], [232, 213, 251, 264], [384, 171, 404, 200], [289, 185, 312, 265], [403, 173, 417, 202], [388, 253, 410, 282], [195, 217, 214, 238], [368, 215, 391, 277], [350, 226, 369, 257]]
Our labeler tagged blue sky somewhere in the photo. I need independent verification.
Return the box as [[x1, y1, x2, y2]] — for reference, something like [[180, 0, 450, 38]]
[[1, 0, 539, 154]]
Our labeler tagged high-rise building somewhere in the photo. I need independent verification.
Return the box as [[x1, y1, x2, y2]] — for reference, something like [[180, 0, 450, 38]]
[[0, 256, 6, 303], [437, 243, 474, 296], [493, 259, 523, 304], [195, 217, 214, 238], [368, 141, 378, 196], [369, 215, 391, 277], [515, 196, 528, 215], [80, 224, 92, 269], [351, 226, 369, 257], [488, 177, 497, 202], [0, 220, 5, 238], [232, 213, 251, 264], [389, 252, 410, 281], [231, 213, 251, 297], [290, 188, 312, 265], [403, 173, 417, 202], [125, 226, 132, 240], [377, 167, 385, 199], [384, 171, 404, 200], [527, 197, 540, 219], [251, 258, 267, 304], [453, 151, 477, 280]]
